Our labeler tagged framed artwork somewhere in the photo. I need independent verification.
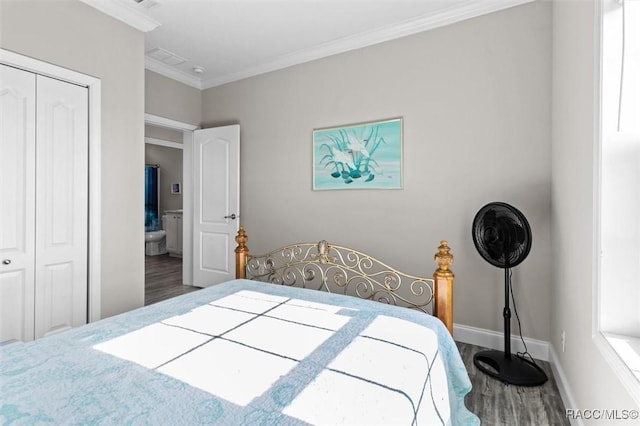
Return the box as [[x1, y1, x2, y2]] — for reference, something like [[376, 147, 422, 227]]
[[312, 118, 403, 190], [171, 182, 181, 194]]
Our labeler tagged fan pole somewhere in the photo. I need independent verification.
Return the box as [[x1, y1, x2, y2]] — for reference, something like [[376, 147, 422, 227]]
[[503, 267, 511, 359], [473, 266, 548, 386]]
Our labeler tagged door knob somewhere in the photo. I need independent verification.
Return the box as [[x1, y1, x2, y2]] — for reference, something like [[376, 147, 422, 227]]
[[2, 259, 11, 265], [224, 213, 237, 220]]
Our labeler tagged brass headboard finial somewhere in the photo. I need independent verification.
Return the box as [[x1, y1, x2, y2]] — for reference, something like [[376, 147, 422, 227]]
[[433, 240, 454, 333], [235, 227, 249, 279], [235, 227, 248, 248], [434, 240, 453, 274]]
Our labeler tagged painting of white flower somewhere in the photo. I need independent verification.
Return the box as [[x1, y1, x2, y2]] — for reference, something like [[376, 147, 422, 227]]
[[313, 118, 402, 190]]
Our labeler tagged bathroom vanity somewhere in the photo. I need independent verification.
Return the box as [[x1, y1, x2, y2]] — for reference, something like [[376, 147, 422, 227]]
[[163, 210, 183, 257]]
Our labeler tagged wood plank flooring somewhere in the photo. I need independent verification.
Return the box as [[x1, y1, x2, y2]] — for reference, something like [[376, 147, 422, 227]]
[[457, 341, 569, 425], [144, 256, 568, 425], [144, 254, 200, 305]]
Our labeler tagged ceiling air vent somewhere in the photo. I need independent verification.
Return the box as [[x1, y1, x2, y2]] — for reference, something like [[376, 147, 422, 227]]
[[133, 0, 159, 9], [146, 47, 187, 66]]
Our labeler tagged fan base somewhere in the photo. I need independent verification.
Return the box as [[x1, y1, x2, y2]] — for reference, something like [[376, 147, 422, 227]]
[[473, 350, 548, 386]]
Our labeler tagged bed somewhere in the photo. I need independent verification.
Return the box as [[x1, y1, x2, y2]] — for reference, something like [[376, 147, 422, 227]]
[[234, 227, 456, 334], [0, 228, 479, 425]]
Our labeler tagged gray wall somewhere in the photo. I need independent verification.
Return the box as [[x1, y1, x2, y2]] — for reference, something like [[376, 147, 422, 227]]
[[202, 2, 553, 341], [0, 0, 145, 318], [145, 144, 183, 214], [146, 69, 202, 126], [551, 0, 638, 414]]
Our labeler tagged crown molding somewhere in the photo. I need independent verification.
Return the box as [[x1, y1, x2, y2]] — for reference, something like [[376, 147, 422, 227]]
[[80, 0, 161, 32], [200, 0, 535, 89], [145, 0, 535, 90], [145, 57, 203, 90]]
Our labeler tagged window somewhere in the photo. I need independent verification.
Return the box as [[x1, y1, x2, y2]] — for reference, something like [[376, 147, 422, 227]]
[[597, 0, 640, 400]]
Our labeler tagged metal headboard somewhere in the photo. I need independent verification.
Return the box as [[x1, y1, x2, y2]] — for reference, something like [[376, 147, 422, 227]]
[[234, 227, 455, 333], [244, 239, 435, 314]]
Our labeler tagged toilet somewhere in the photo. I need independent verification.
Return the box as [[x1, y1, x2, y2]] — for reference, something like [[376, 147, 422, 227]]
[[145, 230, 167, 256]]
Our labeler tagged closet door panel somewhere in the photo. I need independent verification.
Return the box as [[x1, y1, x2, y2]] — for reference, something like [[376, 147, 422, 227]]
[[40, 262, 75, 336], [34, 75, 88, 338], [0, 65, 36, 344]]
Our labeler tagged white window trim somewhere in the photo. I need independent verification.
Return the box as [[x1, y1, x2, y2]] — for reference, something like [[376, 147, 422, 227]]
[[592, 0, 640, 407]]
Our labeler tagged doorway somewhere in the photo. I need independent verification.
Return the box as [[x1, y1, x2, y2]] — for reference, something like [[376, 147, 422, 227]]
[[144, 127, 195, 305], [144, 113, 197, 283], [143, 114, 240, 302]]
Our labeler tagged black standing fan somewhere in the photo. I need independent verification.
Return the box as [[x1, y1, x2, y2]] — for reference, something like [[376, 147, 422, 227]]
[[472, 202, 547, 386]]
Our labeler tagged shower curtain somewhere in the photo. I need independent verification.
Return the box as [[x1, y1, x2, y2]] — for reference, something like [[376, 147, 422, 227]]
[[145, 165, 160, 231]]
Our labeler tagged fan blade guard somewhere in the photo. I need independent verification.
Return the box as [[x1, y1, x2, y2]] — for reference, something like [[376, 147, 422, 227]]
[[472, 202, 532, 268]]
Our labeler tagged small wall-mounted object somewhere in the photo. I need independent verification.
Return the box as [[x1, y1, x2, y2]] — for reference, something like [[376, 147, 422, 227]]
[[171, 182, 181, 194]]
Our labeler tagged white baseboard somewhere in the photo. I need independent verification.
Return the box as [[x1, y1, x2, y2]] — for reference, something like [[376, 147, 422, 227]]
[[549, 345, 583, 426], [453, 323, 550, 361], [454, 323, 580, 425]]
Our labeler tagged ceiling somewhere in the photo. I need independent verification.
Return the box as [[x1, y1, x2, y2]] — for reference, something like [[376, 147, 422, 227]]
[[81, 0, 533, 90]]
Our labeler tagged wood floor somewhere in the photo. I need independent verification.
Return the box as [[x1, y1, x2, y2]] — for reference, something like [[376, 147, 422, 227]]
[[145, 256, 568, 425], [144, 254, 200, 306], [457, 341, 569, 425]]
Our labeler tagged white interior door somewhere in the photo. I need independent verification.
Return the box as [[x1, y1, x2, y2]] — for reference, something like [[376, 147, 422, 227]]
[[34, 75, 88, 338], [0, 65, 36, 344], [193, 125, 240, 287]]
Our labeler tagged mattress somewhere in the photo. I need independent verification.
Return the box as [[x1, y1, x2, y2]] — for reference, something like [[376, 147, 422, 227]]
[[0, 279, 479, 425]]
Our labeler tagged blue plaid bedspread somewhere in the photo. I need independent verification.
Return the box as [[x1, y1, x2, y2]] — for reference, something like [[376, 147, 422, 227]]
[[0, 279, 479, 425]]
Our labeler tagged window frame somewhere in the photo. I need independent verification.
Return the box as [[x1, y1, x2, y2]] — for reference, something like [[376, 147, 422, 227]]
[[593, 0, 640, 407]]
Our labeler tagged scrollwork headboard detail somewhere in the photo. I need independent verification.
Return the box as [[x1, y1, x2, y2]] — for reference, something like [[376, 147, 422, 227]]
[[234, 227, 455, 333]]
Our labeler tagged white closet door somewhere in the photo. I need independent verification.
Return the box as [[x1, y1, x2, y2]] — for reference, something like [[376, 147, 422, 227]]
[[34, 75, 88, 338], [0, 65, 36, 344]]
